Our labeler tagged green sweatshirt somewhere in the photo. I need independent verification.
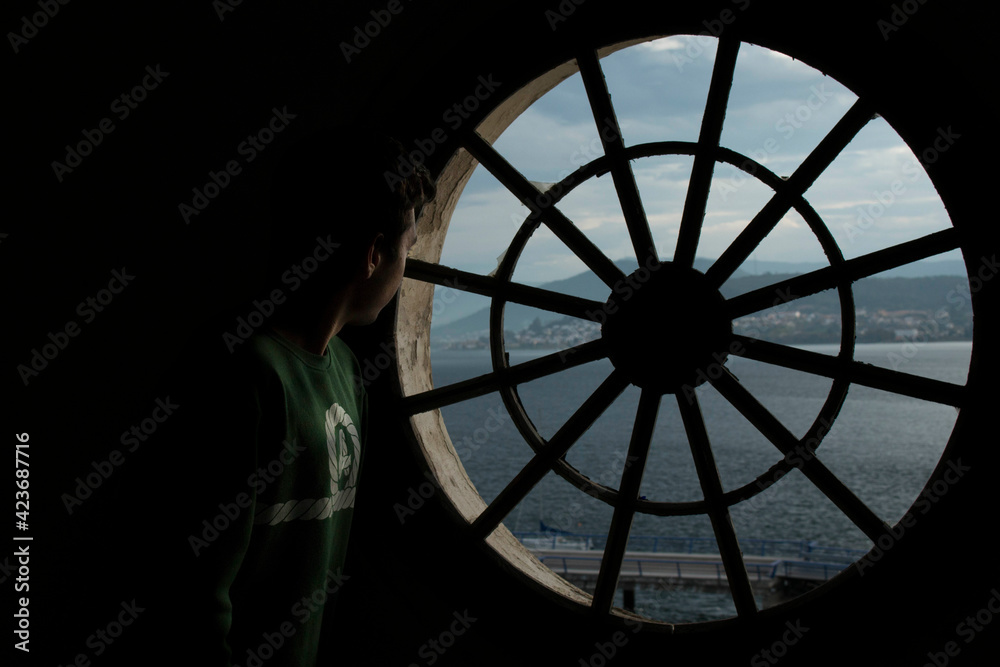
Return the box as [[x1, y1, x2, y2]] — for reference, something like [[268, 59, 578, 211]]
[[164, 328, 368, 666], [231, 329, 366, 666]]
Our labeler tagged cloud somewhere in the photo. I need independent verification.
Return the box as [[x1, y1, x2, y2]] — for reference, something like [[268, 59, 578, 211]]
[[438, 35, 955, 283], [637, 36, 688, 52]]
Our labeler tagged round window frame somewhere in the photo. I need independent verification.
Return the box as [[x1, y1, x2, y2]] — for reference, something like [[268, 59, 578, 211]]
[[393, 33, 973, 632]]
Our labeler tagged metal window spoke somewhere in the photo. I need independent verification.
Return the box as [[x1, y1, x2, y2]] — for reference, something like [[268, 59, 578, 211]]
[[591, 389, 660, 615], [707, 99, 878, 287], [729, 335, 966, 407], [461, 132, 626, 289], [576, 49, 658, 268], [402, 339, 609, 415], [676, 392, 758, 618], [472, 370, 630, 538], [405, 259, 606, 320], [709, 369, 892, 544], [725, 228, 963, 318], [675, 36, 741, 269]]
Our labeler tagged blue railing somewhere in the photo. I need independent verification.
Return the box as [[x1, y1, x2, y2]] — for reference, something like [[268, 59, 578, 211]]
[[537, 555, 784, 582], [513, 531, 868, 561], [771, 560, 848, 580], [799, 543, 868, 563], [535, 554, 851, 583]]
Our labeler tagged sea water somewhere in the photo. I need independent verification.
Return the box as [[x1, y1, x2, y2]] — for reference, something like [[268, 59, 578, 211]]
[[428, 341, 972, 622]]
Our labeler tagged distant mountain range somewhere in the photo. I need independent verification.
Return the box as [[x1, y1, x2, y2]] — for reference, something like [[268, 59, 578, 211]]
[[428, 256, 969, 338]]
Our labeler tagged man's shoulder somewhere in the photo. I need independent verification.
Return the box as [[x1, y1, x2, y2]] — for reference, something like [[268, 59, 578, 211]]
[[239, 329, 361, 383], [223, 330, 301, 390], [326, 335, 362, 372]]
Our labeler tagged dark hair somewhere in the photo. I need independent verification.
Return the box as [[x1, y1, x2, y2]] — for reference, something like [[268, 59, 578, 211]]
[[265, 127, 435, 282]]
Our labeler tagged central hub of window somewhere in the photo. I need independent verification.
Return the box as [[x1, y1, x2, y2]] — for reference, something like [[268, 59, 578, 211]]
[[601, 262, 733, 393]]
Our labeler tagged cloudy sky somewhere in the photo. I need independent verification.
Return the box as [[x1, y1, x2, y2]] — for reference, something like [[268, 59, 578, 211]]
[[437, 35, 957, 287]]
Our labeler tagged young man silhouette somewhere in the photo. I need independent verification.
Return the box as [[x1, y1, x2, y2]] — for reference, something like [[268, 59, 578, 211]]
[[125, 128, 434, 666]]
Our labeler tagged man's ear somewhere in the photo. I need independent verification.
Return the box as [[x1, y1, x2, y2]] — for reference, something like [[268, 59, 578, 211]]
[[365, 233, 385, 278]]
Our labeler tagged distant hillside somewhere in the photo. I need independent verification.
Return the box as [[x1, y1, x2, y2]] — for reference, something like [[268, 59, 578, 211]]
[[723, 273, 972, 313], [431, 261, 973, 342], [431, 257, 738, 335], [733, 257, 966, 279], [428, 256, 967, 332]]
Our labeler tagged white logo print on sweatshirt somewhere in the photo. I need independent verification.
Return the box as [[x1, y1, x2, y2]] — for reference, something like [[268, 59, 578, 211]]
[[254, 404, 360, 525]]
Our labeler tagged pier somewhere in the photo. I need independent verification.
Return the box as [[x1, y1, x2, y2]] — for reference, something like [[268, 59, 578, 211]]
[[514, 531, 867, 605]]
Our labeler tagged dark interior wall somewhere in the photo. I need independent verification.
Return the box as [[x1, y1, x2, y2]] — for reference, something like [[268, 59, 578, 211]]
[[6, 1, 997, 665]]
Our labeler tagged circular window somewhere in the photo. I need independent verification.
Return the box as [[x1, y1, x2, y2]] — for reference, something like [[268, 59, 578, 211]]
[[396, 34, 971, 627]]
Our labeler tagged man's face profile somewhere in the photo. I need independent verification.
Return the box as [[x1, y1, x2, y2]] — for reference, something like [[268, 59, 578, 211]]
[[352, 207, 417, 326]]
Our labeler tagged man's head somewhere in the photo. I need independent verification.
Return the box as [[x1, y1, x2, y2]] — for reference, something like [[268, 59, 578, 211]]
[[266, 127, 436, 324]]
